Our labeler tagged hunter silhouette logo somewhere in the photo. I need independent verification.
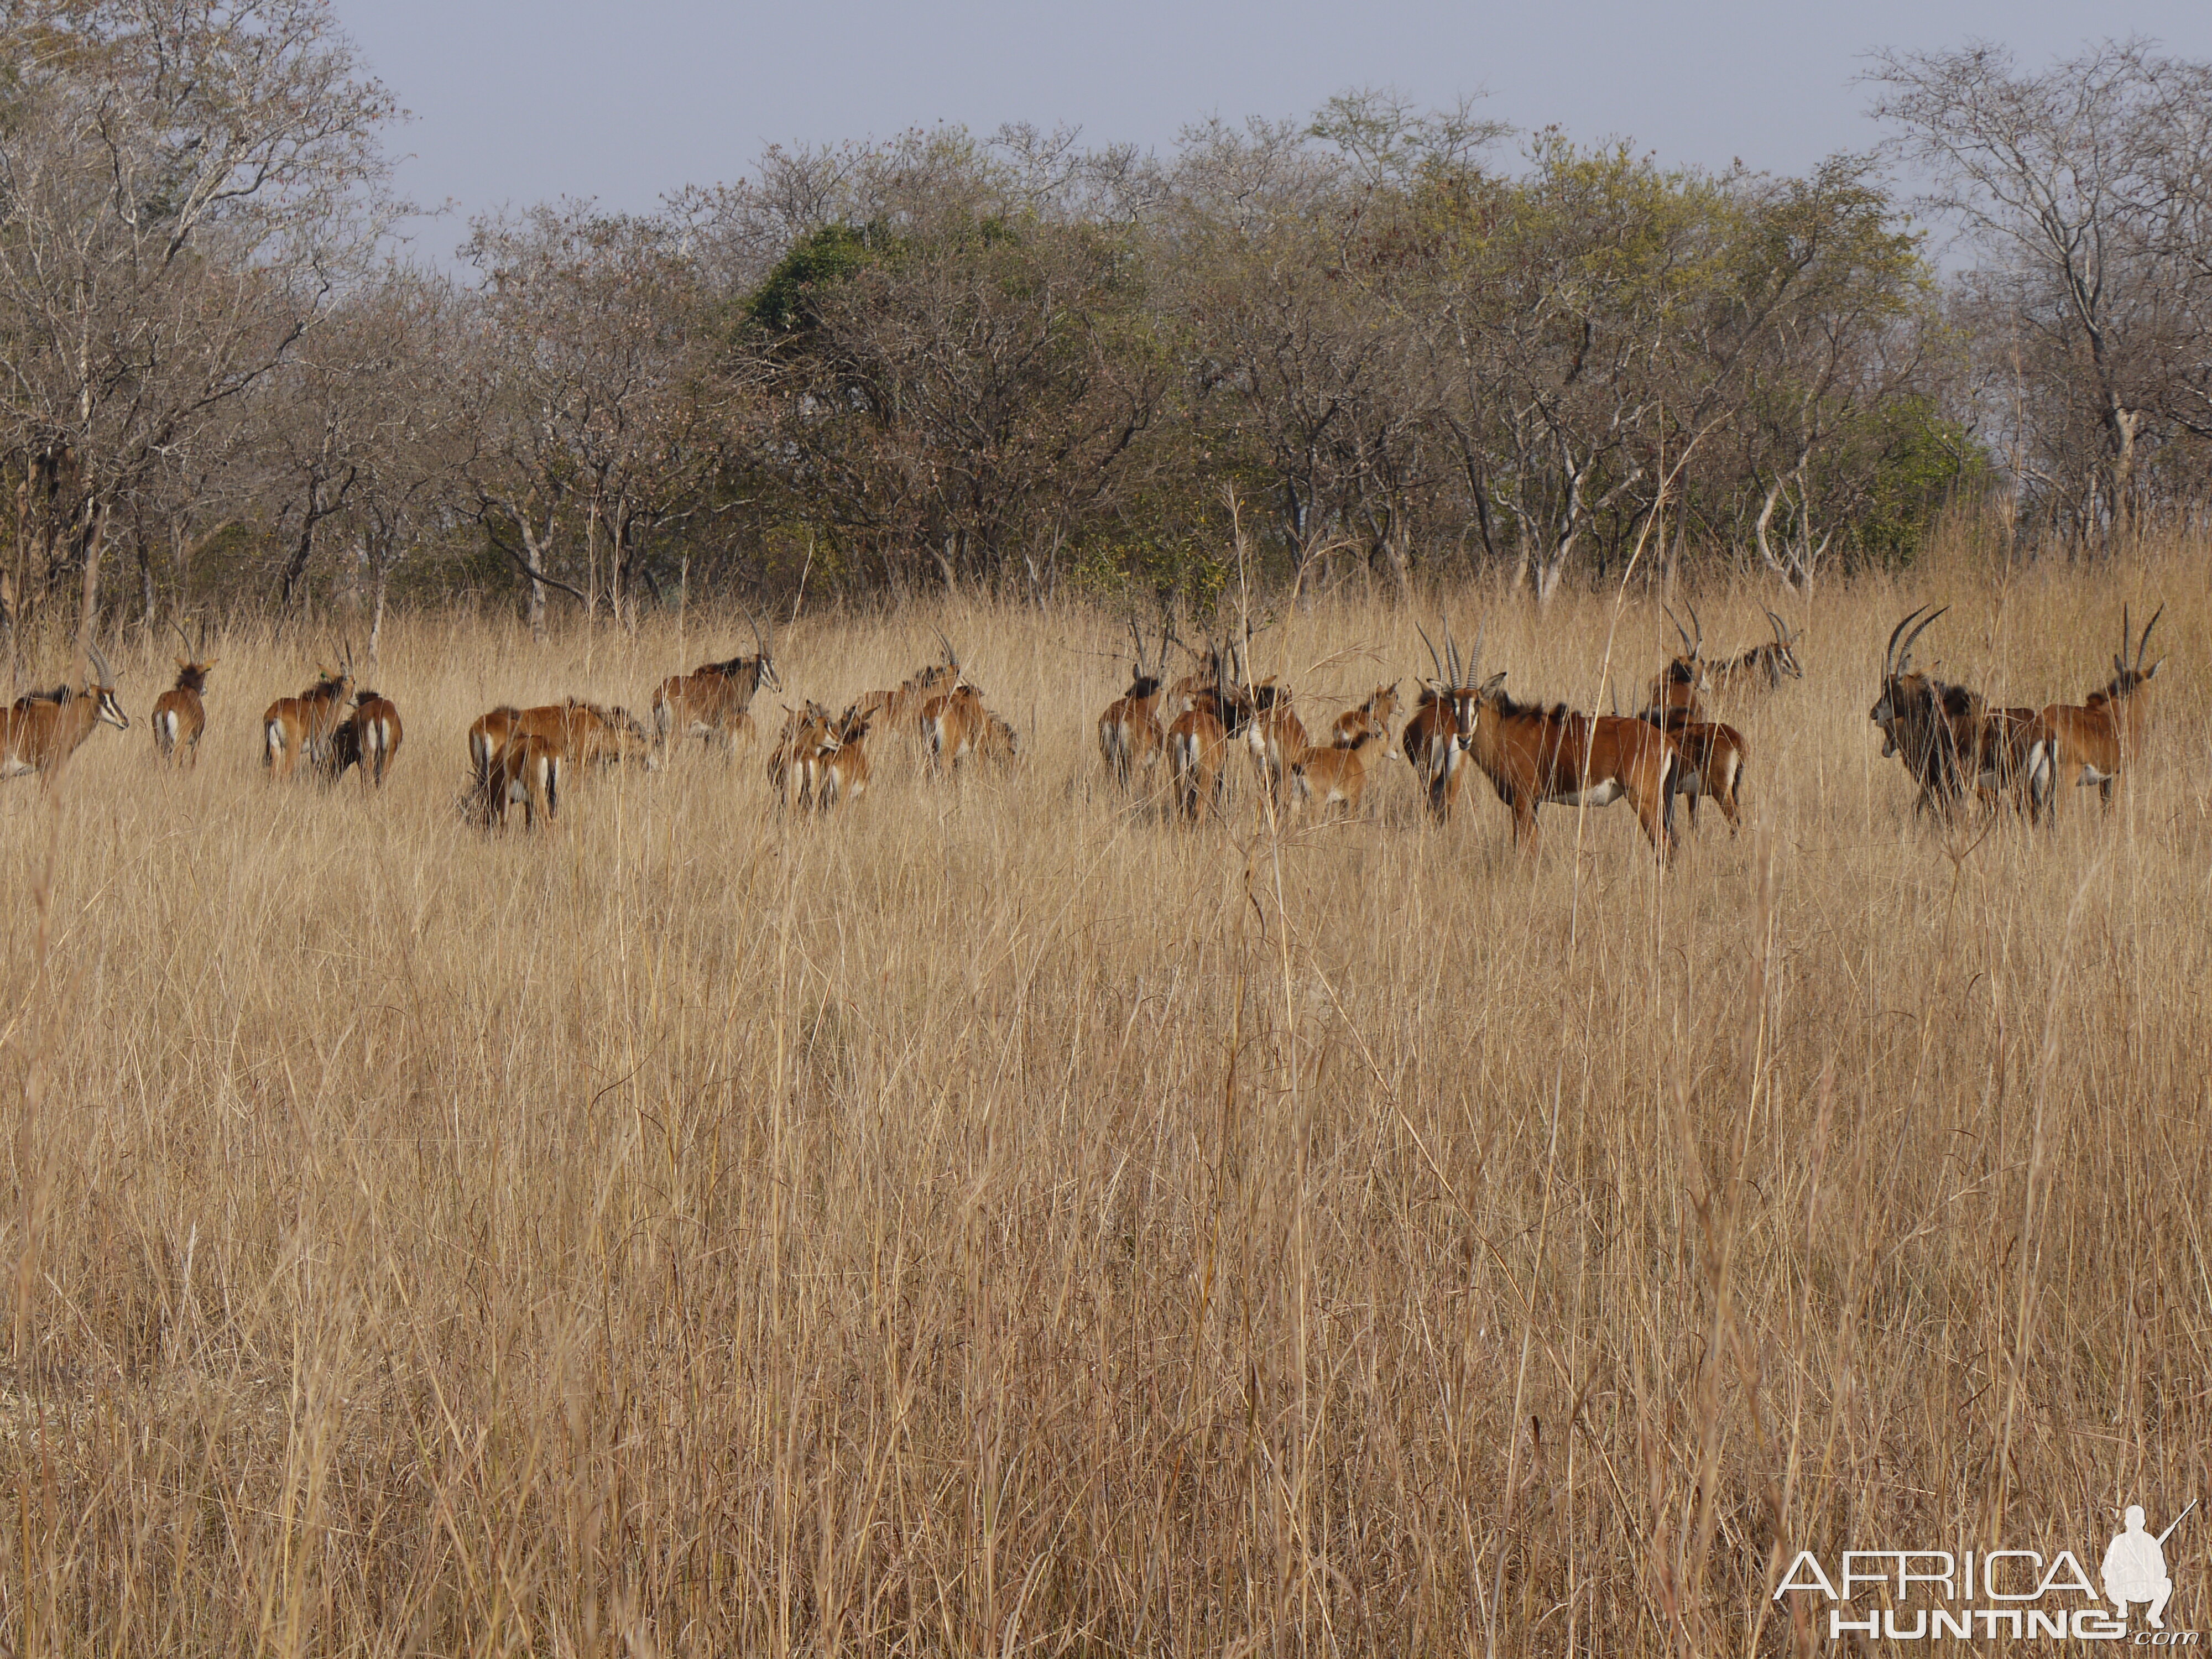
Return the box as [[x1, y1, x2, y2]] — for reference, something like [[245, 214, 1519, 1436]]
[[2105, 1501, 2193, 1630], [1773, 1500, 2199, 1641]]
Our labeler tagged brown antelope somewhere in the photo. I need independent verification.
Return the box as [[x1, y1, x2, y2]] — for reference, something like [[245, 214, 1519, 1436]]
[[1331, 682, 1400, 748], [1643, 604, 1710, 720], [263, 665, 354, 778], [801, 706, 872, 811], [1099, 620, 1168, 787], [1706, 609, 1804, 706], [919, 633, 990, 773], [324, 693, 404, 787], [470, 700, 649, 791], [1402, 624, 1480, 820], [1165, 643, 1253, 820], [1, 643, 128, 780], [1870, 606, 1974, 817], [2027, 604, 2166, 818], [767, 701, 832, 808], [1450, 628, 1678, 859], [1648, 709, 1747, 834], [1290, 727, 1383, 817], [486, 733, 562, 829], [978, 711, 1020, 767], [150, 621, 216, 766], [1244, 679, 1306, 806], [650, 613, 780, 755]]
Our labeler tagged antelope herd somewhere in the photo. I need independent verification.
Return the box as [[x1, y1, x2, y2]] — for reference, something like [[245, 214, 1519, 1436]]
[[0, 593, 2175, 859]]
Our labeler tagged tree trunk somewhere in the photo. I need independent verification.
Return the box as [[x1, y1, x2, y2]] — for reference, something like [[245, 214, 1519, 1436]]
[[76, 499, 107, 658]]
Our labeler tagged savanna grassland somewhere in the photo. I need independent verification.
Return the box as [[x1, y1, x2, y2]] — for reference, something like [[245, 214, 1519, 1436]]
[[3, 535, 2210, 1656]]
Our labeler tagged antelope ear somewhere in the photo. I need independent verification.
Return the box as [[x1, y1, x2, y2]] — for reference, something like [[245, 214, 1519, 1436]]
[[176, 656, 189, 668], [1480, 671, 1507, 693], [2145, 659, 2163, 680]]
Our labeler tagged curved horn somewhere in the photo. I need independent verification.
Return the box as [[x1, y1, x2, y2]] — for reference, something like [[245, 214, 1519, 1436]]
[[170, 618, 195, 658], [1884, 606, 1928, 677], [86, 638, 115, 685], [1665, 603, 1694, 656], [1465, 623, 1484, 687], [1896, 605, 1947, 675], [1415, 624, 1447, 687], [2137, 602, 2164, 670], [1765, 607, 1791, 645], [2120, 604, 2131, 675], [1684, 598, 1704, 656], [746, 605, 767, 659], [933, 625, 959, 670], [1444, 623, 1463, 690]]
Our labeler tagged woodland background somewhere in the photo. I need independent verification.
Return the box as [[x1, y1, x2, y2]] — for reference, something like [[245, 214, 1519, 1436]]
[[7, 1, 2212, 666]]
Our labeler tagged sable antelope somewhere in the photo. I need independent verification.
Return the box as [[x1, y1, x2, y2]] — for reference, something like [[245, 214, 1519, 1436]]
[[469, 700, 649, 790], [486, 733, 562, 829], [1402, 624, 1480, 820], [325, 692, 404, 787], [1291, 727, 1383, 817], [264, 664, 354, 778], [1, 643, 128, 780], [1706, 609, 1804, 706], [767, 701, 832, 808], [1165, 641, 1254, 820], [1643, 604, 1710, 720], [650, 612, 780, 754], [1451, 628, 1678, 859], [1245, 679, 1306, 805], [2028, 604, 2166, 817], [1648, 709, 1747, 834], [801, 706, 872, 811], [1331, 682, 1400, 748], [1870, 606, 1973, 816], [977, 711, 1020, 767], [919, 632, 990, 773], [150, 621, 216, 766], [1099, 620, 1169, 787]]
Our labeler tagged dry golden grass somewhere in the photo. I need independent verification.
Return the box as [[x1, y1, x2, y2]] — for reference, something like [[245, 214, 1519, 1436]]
[[3, 531, 2210, 1655]]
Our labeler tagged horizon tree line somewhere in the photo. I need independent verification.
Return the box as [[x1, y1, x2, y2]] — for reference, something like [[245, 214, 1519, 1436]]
[[6, 3, 2211, 664]]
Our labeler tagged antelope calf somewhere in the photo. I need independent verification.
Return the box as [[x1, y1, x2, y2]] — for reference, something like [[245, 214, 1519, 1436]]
[[2, 644, 129, 781], [1650, 710, 1747, 834], [151, 624, 216, 766], [1290, 727, 1383, 817], [801, 706, 872, 811], [1331, 682, 1399, 748], [768, 701, 832, 809]]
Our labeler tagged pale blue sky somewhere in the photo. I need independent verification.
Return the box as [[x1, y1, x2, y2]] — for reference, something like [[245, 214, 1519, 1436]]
[[346, 0, 2212, 252]]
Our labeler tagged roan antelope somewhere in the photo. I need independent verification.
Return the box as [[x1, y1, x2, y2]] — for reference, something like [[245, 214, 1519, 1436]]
[[1099, 620, 1168, 788], [150, 621, 216, 766], [650, 613, 779, 755], [1, 643, 128, 780], [324, 692, 404, 787], [263, 665, 354, 778], [2027, 604, 2166, 818], [1451, 628, 1678, 859]]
